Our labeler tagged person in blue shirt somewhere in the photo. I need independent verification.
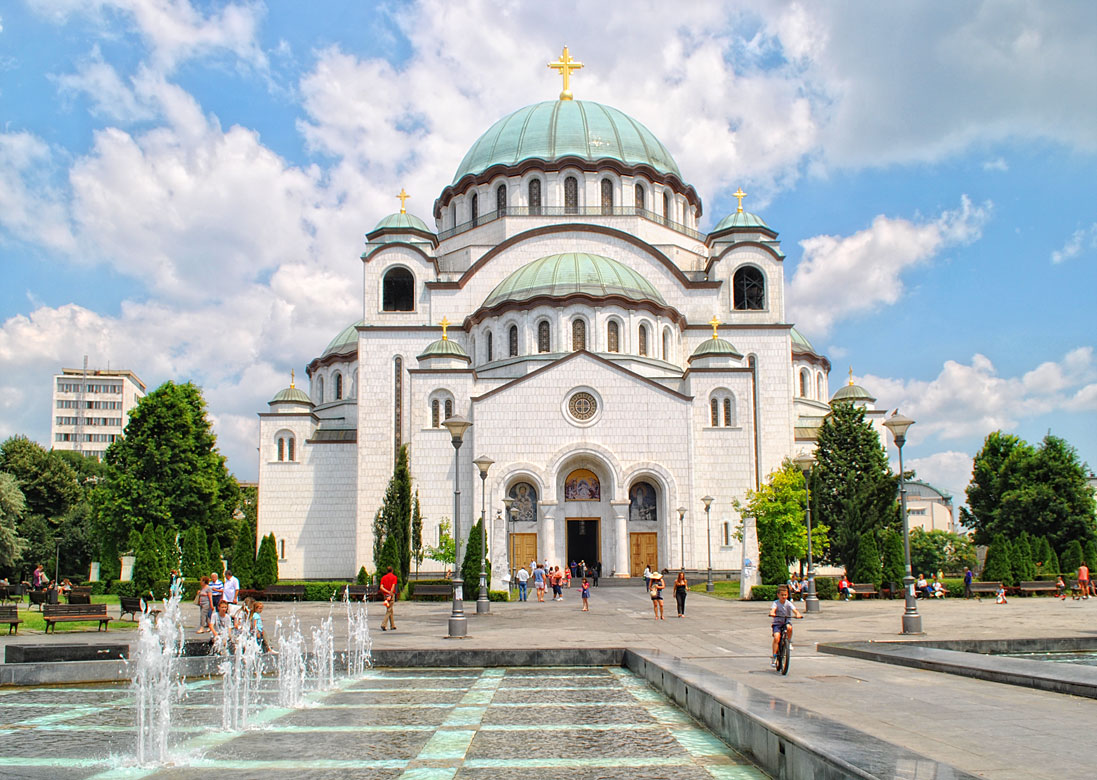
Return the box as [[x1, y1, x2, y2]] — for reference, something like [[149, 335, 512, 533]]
[[533, 564, 546, 603], [768, 586, 803, 665]]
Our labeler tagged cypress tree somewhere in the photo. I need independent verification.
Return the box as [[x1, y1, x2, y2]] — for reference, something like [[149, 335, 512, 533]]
[[130, 527, 159, 596], [180, 527, 203, 579], [1013, 534, 1036, 582], [229, 519, 255, 588], [1085, 540, 1097, 573], [411, 490, 423, 578], [371, 510, 384, 572], [378, 446, 412, 584], [1061, 539, 1084, 575], [253, 533, 279, 588], [1043, 541, 1061, 578], [356, 566, 369, 585], [881, 530, 906, 597], [1032, 536, 1052, 576], [981, 535, 1012, 583], [377, 534, 400, 586], [461, 518, 490, 597], [209, 537, 223, 578], [758, 518, 788, 586], [851, 532, 882, 586]]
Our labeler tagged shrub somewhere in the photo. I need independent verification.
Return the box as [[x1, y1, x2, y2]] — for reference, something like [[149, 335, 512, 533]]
[[880, 530, 905, 595], [253, 533, 279, 588], [489, 590, 509, 602], [228, 520, 255, 588], [749, 584, 781, 601], [1012, 534, 1036, 582], [408, 579, 451, 601], [151, 579, 197, 601], [108, 580, 139, 598], [981, 535, 1013, 584], [814, 577, 838, 601], [79, 581, 106, 595], [1060, 539, 1084, 575], [356, 566, 370, 585]]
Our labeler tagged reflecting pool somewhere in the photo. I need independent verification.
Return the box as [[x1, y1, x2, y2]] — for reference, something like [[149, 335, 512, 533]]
[[999, 650, 1097, 667]]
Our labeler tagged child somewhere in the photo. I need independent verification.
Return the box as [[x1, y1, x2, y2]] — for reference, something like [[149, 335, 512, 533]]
[[1056, 575, 1067, 600], [580, 578, 590, 611], [251, 601, 268, 651], [565, 567, 572, 589], [995, 584, 1007, 604], [768, 586, 803, 665]]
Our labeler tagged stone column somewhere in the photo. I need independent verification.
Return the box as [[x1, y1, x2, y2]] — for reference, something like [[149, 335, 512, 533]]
[[539, 501, 557, 566], [610, 501, 630, 577]]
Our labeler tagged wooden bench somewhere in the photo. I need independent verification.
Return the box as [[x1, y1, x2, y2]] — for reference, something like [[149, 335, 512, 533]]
[[42, 603, 112, 633], [970, 582, 1001, 597], [0, 605, 22, 634], [851, 583, 878, 599], [262, 585, 305, 601], [237, 589, 264, 602], [119, 596, 161, 621], [0, 584, 24, 604], [410, 584, 451, 600], [1019, 580, 1059, 595], [340, 584, 379, 602], [27, 590, 58, 611], [67, 587, 92, 605]]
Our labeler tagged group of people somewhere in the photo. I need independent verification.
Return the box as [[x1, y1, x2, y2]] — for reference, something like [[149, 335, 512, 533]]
[[193, 567, 266, 651], [515, 561, 592, 607], [916, 573, 949, 599], [643, 567, 690, 620]]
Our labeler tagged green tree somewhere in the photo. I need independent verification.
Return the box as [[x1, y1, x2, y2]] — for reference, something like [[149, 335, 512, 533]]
[[371, 510, 385, 572], [228, 517, 255, 588], [91, 382, 238, 571], [253, 533, 279, 588], [1012, 534, 1036, 582], [131, 523, 167, 596], [411, 490, 424, 578], [0, 473, 28, 571], [181, 526, 210, 580], [427, 519, 456, 567], [812, 402, 897, 571], [1085, 540, 1097, 572], [460, 518, 489, 598], [209, 537, 223, 577], [965, 432, 1034, 545], [377, 534, 400, 584], [1037, 537, 1061, 577], [378, 445, 412, 584], [1061, 539, 1084, 575], [850, 532, 882, 586], [356, 566, 369, 585], [880, 530, 905, 596], [0, 436, 81, 519], [981, 535, 1013, 583]]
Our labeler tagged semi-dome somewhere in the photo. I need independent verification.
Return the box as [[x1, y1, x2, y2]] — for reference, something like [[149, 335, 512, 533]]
[[831, 382, 876, 404], [689, 336, 743, 361], [321, 321, 361, 358], [712, 211, 770, 233], [790, 327, 817, 355], [482, 252, 665, 309], [452, 100, 682, 184], [371, 212, 431, 233], [418, 338, 470, 361], [270, 386, 312, 405]]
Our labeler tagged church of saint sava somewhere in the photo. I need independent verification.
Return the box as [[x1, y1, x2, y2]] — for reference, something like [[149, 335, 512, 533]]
[[257, 50, 882, 588]]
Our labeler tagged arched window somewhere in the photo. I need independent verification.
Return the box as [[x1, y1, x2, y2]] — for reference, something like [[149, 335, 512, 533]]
[[509, 325, 518, 357], [382, 267, 414, 311], [487, 331, 493, 362], [277, 437, 285, 461], [817, 373, 826, 400], [662, 192, 670, 223], [528, 179, 542, 215], [733, 266, 766, 310], [471, 193, 479, 227], [496, 184, 507, 215], [723, 397, 735, 426], [450, 203, 456, 227], [444, 399, 453, 419], [709, 391, 736, 427], [799, 369, 809, 398], [710, 399, 719, 427], [600, 178, 613, 215], [572, 319, 586, 351], [316, 376, 324, 404], [538, 321, 551, 353], [635, 183, 645, 212], [607, 321, 619, 353], [638, 324, 648, 356], [564, 176, 578, 214], [287, 435, 295, 461], [334, 372, 343, 400], [629, 481, 657, 522], [662, 327, 671, 361], [431, 399, 440, 428]]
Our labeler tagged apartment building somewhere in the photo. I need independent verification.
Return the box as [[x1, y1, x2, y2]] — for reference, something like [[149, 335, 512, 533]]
[[51, 367, 146, 459]]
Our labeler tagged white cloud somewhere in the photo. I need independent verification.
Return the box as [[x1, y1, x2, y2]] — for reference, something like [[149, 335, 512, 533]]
[[787, 196, 991, 336], [907, 451, 973, 503], [54, 47, 156, 122], [1050, 223, 1097, 264], [982, 157, 1009, 172], [0, 132, 76, 252]]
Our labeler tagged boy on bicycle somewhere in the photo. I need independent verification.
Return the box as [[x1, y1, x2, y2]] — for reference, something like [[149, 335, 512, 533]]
[[769, 585, 803, 665]]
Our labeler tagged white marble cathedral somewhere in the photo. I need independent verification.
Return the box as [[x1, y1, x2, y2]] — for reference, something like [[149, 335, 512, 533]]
[[256, 49, 871, 586]]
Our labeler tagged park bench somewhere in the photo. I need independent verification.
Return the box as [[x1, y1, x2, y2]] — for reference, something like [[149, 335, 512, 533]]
[[42, 603, 112, 633], [970, 582, 1001, 597], [237, 589, 264, 602], [67, 587, 92, 605], [1019, 581, 1058, 595], [27, 590, 58, 611], [851, 583, 878, 599], [340, 584, 379, 602], [262, 585, 305, 601], [0, 605, 22, 634], [119, 596, 161, 622], [410, 584, 451, 600], [0, 584, 24, 604]]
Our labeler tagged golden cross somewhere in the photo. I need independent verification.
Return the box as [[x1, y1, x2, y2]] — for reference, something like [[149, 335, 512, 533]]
[[733, 187, 747, 213], [848, 366, 854, 386], [440, 316, 450, 341], [396, 188, 410, 214], [548, 45, 583, 101], [290, 368, 295, 388], [709, 315, 721, 339]]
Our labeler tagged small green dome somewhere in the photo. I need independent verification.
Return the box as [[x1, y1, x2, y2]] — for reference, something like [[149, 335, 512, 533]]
[[712, 211, 770, 233], [453, 100, 682, 184], [831, 382, 876, 404], [482, 252, 664, 309], [270, 386, 312, 405], [371, 212, 432, 233], [790, 327, 817, 355], [321, 322, 361, 358], [690, 337, 743, 360], [418, 338, 470, 361]]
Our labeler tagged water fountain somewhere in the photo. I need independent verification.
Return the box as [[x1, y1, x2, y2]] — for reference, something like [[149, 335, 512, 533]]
[[310, 611, 335, 690], [274, 612, 306, 708], [130, 585, 186, 765], [219, 615, 264, 730], [343, 588, 373, 678]]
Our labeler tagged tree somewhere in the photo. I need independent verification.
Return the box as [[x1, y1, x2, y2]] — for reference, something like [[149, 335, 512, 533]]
[[377, 534, 400, 584], [0, 436, 80, 520], [851, 532, 882, 586], [909, 529, 973, 577], [981, 535, 1012, 583], [253, 533, 279, 588], [1061, 539, 1084, 575], [1035, 536, 1060, 577], [757, 517, 789, 585], [812, 402, 896, 571], [1012, 534, 1036, 582], [356, 566, 369, 585], [181, 526, 210, 580], [377, 446, 412, 584], [411, 490, 424, 578], [228, 517, 255, 588], [461, 518, 489, 597], [131, 523, 167, 596], [965, 432, 1034, 545], [0, 473, 28, 571], [1085, 540, 1097, 572], [209, 537, 223, 577], [427, 519, 456, 567], [91, 382, 238, 573], [371, 510, 385, 572], [880, 530, 905, 596]]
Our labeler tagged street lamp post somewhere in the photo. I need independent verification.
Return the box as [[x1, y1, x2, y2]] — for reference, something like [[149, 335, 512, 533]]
[[472, 455, 494, 616], [677, 507, 687, 571], [793, 452, 820, 614], [503, 497, 514, 593], [883, 411, 922, 635], [702, 496, 715, 592], [442, 415, 472, 638]]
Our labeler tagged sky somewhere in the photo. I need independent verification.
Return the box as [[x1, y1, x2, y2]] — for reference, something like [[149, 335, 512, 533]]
[[1, 1, 1095, 506]]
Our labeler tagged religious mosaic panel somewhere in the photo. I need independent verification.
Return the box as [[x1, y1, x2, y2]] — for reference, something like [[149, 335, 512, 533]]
[[508, 482, 538, 523], [629, 481, 657, 522], [565, 468, 600, 501]]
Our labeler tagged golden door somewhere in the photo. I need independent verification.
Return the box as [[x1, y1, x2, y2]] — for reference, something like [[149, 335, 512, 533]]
[[510, 533, 538, 571], [629, 533, 658, 577]]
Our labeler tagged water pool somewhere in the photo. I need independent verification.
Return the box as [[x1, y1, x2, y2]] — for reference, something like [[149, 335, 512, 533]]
[[997, 650, 1097, 667], [0, 667, 770, 779]]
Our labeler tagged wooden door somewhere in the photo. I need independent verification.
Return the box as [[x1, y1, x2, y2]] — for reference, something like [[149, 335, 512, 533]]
[[510, 533, 538, 571], [629, 533, 658, 577]]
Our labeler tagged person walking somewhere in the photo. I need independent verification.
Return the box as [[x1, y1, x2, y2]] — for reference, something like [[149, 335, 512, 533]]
[[516, 566, 529, 602], [581, 578, 591, 611], [195, 576, 212, 634], [963, 567, 974, 599], [674, 571, 688, 617], [649, 571, 665, 619], [593, 561, 600, 587], [209, 572, 224, 610], [222, 569, 240, 613], [1078, 561, 1091, 600], [533, 562, 546, 602], [642, 564, 652, 592], [379, 565, 398, 631]]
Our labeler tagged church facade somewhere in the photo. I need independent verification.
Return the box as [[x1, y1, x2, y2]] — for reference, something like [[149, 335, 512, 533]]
[[257, 60, 853, 586]]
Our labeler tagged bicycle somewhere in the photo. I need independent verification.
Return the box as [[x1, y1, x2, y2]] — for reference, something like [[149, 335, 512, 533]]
[[773, 614, 802, 675]]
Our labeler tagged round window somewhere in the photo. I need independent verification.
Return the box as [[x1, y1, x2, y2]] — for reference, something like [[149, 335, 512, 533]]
[[568, 391, 598, 421]]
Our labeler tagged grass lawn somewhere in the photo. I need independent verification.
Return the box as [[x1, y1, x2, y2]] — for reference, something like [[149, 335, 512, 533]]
[[689, 580, 741, 600]]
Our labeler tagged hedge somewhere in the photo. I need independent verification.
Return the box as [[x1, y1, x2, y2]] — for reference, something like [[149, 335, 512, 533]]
[[749, 585, 781, 601]]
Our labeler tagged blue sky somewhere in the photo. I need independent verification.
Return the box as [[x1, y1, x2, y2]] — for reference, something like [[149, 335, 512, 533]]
[[1, 1, 1095, 504]]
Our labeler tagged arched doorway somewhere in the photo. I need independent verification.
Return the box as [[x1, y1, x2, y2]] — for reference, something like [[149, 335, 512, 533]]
[[563, 468, 600, 567]]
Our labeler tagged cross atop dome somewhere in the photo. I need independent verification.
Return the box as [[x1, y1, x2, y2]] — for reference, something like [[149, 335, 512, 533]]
[[290, 368, 295, 388], [548, 45, 583, 101], [849, 366, 854, 385], [710, 315, 721, 339], [396, 188, 410, 214], [440, 316, 450, 340], [733, 187, 747, 213]]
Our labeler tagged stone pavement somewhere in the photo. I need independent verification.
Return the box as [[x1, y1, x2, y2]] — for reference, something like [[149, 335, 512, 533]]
[[4, 587, 1095, 779]]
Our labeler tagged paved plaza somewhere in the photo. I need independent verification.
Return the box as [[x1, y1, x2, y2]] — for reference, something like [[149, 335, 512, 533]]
[[2, 587, 1094, 779]]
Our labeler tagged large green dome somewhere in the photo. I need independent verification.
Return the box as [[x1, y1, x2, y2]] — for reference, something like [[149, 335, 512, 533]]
[[371, 212, 431, 233], [482, 253, 665, 309], [453, 100, 682, 184], [321, 321, 361, 358]]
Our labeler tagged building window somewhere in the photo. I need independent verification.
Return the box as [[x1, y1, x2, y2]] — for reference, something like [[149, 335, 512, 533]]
[[799, 369, 809, 398], [431, 399, 440, 428], [316, 376, 324, 404], [817, 373, 826, 400], [572, 319, 586, 351], [444, 399, 453, 419], [733, 266, 766, 310], [509, 325, 518, 357], [487, 331, 493, 362], [287, 436, 295, 461], [496, 184, 507, 215], [638, 324, 648, 356], [607, 321, 619, 352], [450, 203, 456, 227], [600, 178, 613, 215], [382, 267, 414, 311], [538, 321, 551, 353], [564, 176, 578, 214], [471, 193, 479, 226], [711, 399, 719, 427], [662, 192, 670, 223], [334, 372, 343, 400], [529, 179, 542, 215], [723, 397, 734, 427], [662, 327, 671, 361], [722, 522, 731, 546], [279, 539, 286, 559], [635, 183, 645, 211], [277, 437, 285, 461]]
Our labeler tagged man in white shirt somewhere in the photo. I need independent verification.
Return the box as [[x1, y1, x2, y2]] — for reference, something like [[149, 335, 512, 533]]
[[516, 567, 529, 602], [222, 569, 240, 614]]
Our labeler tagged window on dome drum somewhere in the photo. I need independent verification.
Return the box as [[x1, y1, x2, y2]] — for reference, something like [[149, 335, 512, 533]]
[[638, 324, 648, 356], [710, 399, 719, 427], [471, 193, 479, 226], [277, 437, 284, 462], [723, 397, 735, 427], [607, 321, 619, 352], [662, 328, 671, 361], [529, 179, 542, 215], [538, 321, 551, 353], [564, 177, 579, 214], [572, 319, 586, 351], [450, 203, 456, 228], [382, 267, 414, 311], [334, 372, 343, 400], [487, 332, 493, 362], [287, 435, 295, 461], [733, 266, 766, 310], [601, 178, 613, 215], [496, 184, 507, 215], [444, 399, 453, 419], [662, 192, 670, 223], [509, 325, 518, 357], [316, 376, 324, 404], [799, 369, 809, 398], [635, 183, 645, 211], [817, 373, 825, 400], [431, 399, 440, 428]]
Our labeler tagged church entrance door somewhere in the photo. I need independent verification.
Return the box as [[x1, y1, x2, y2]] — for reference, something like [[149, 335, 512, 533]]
[[629, 533, 658, 576], [566, 518, 599, 571], [510, 533, 538, 572]]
